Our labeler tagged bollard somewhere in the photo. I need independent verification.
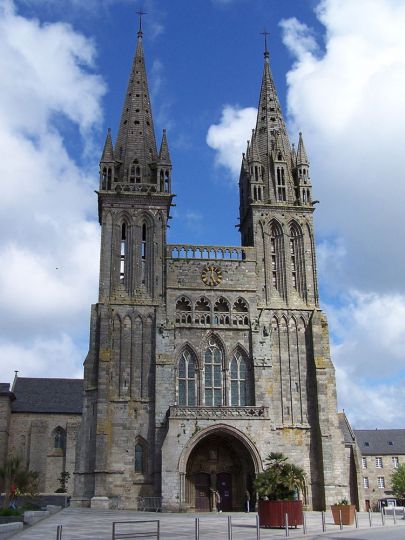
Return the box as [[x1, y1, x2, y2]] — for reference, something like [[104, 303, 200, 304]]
[[228, 515, 232, 540], [285, 512, 289, 537], [381, 508, 385, 526], [355, 509, 358, 528], [393, 506, 396, 525], [256, 514, 260, 540], [321, 511, 326, 532], [195, 517, 199, 540], [303, 511, 307, 535], [339, 509, 343, 530], [368, 509, 372, 527], [56, 525, 62, 540]]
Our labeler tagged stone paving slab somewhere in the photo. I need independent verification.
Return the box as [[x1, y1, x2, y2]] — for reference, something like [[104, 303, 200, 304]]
[[9, 509, 405, 540]]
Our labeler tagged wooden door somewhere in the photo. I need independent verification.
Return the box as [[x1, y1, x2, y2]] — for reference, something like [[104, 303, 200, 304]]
[[194, 473, 210, 511], [217, 472, 232, 512]]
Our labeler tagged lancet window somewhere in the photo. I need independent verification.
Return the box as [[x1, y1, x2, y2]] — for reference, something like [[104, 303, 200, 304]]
[[141, 223, 147, 285], [289, 222, 306, 299], [120, 223, 127, 282], [269, 220, 286, 300], [178, 350, 198, 406], [276, 167, 287, 201], [53, 427, 65, 450], [204, 340, 223, 406], [230, 351, 250, 406], [134, 441, 146, 473]]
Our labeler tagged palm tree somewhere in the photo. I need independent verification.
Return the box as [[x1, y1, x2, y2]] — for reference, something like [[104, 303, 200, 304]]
[[254, 452, 306, 501], [0, 456, 38, 509]]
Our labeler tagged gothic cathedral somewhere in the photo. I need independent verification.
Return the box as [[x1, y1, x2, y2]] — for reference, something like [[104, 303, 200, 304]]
[[73, 26, 348, 511]]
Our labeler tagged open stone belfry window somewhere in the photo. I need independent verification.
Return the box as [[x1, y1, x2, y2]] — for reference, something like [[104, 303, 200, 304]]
[[276, 166, 287, 201], [195, 297, 210, 325], [178, 350, 197, 406], [141, 223, 147, 285], [204, 339, 223, 406], [213, 297, 230, 325], [269, 220, 286, 299], [175, 296, 192, 324], [289, 222, 306, 299], [120, 223, 127, 282], [230, 351, 251, 406]]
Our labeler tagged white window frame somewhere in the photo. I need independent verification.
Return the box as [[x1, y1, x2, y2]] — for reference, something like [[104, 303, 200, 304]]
[[363, 477, 369, 489], [377, 476, 385, 489], [392, 456, 399, 468], [362, 457, 367, 469], [375, 456, 383, 468]]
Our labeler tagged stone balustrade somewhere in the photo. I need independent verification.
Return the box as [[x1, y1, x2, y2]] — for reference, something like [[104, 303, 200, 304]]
[[167, 244, 255, 261], [168, 405, 268, 419]]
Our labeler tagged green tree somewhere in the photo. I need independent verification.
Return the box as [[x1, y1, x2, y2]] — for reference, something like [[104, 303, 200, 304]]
[[0, 456, 38, 509], [391, 463, 405, 498], [253, 452, 306, 501]]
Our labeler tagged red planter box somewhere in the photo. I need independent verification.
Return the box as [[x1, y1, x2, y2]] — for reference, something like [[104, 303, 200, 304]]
[[258, 500, 303, 528]]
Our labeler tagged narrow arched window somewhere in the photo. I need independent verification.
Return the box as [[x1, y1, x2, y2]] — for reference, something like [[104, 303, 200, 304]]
[[178, 350, 197, 406], [120, 223, 127, 282], [102, 167, 107, 189], [160, 170, 164, 191], [204, 341, 223, 406], [164, 170, 170, 192], [135, 166, 141, 183], [290, 222, 306, 299], [230, 352, 250, 406], [269, 221, 286, 300], [141, 223, 147, 285], [129, 165, 135, 183], [54, 427, 65, 450], [276, 167, 286, 201], [107, 168, 112, 190], [135, 443, 144, 473]]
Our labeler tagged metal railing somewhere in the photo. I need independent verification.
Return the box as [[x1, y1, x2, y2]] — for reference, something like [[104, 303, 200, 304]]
[[112, 520, 160, 539], [136, 496, 162, 512]]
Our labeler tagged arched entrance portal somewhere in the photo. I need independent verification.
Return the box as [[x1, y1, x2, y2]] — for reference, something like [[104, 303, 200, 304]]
[[185, 430, 256, 512]]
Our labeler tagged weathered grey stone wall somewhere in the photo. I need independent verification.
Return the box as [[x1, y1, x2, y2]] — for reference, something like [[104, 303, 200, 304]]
[[6, 413, 80, 494]]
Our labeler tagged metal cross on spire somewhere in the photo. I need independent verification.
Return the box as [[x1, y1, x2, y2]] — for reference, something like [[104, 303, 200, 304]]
[[260, 29, 270, 60], [136, 9, 147, 36]]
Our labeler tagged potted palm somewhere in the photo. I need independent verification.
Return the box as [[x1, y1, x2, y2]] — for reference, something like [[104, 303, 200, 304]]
[[331, 498, 355, 525], [254, 453, 306, 528]]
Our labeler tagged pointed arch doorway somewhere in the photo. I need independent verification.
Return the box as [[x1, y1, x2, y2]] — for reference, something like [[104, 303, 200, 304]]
[[184, 428, 257, 512]]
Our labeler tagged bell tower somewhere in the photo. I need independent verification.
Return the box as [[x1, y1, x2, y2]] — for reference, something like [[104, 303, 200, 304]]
[[74, 20, 173, 507]]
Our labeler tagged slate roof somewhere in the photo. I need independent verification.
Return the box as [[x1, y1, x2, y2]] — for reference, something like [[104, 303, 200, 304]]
[[11, 377, 83, 414], [338, 412, 356, 444], [354, 429, 405, 456]]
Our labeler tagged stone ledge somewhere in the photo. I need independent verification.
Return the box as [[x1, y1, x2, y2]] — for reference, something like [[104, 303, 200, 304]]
[[0, 522, 23, 540]]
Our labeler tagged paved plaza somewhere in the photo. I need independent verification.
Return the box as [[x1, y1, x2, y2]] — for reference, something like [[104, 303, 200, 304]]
[[7, 508, 405, 540]]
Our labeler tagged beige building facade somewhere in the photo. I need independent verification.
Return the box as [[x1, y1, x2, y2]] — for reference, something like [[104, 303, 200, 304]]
[[354, 429, 405, 510]]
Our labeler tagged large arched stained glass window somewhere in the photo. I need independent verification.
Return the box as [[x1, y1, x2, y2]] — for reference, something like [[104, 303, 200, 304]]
[[178, 350, 197, 406], [204, 341, 223, 406], [230, 351, 251, 406]]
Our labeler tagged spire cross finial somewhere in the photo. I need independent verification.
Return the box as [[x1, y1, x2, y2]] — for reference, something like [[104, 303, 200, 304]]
[[260, 29, 270, 60], [136, 9, 147, 36]]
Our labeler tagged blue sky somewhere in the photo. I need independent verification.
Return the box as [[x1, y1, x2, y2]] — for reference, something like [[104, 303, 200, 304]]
[[0, 0, 404, 429]]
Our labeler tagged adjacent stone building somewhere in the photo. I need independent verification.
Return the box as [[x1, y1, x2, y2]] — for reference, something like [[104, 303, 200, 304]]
[[0, 378, 82, 494], [70, 25, 349, 512], [354, 429, 405, 510]]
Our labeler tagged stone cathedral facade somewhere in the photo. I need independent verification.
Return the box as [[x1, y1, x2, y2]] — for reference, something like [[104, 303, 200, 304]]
[[73, 28, 349, 511]]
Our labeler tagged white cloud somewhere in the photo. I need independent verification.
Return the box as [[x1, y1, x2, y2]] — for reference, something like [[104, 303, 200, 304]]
[[0, 1, 105, 382], [280, 0, 405, 427], [206, 105, 257, 178]]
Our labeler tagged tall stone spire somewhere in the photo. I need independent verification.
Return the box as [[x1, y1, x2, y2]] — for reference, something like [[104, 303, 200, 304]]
[[296, 132, 309, 166], [101, 128, 114, 162], [115, 22, 158, 183], [255, 40, 291, 162]]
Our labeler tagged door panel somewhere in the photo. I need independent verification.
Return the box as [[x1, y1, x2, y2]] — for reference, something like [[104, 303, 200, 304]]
[[194, 472, 210, 511], [217, 472, 232, 512]]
